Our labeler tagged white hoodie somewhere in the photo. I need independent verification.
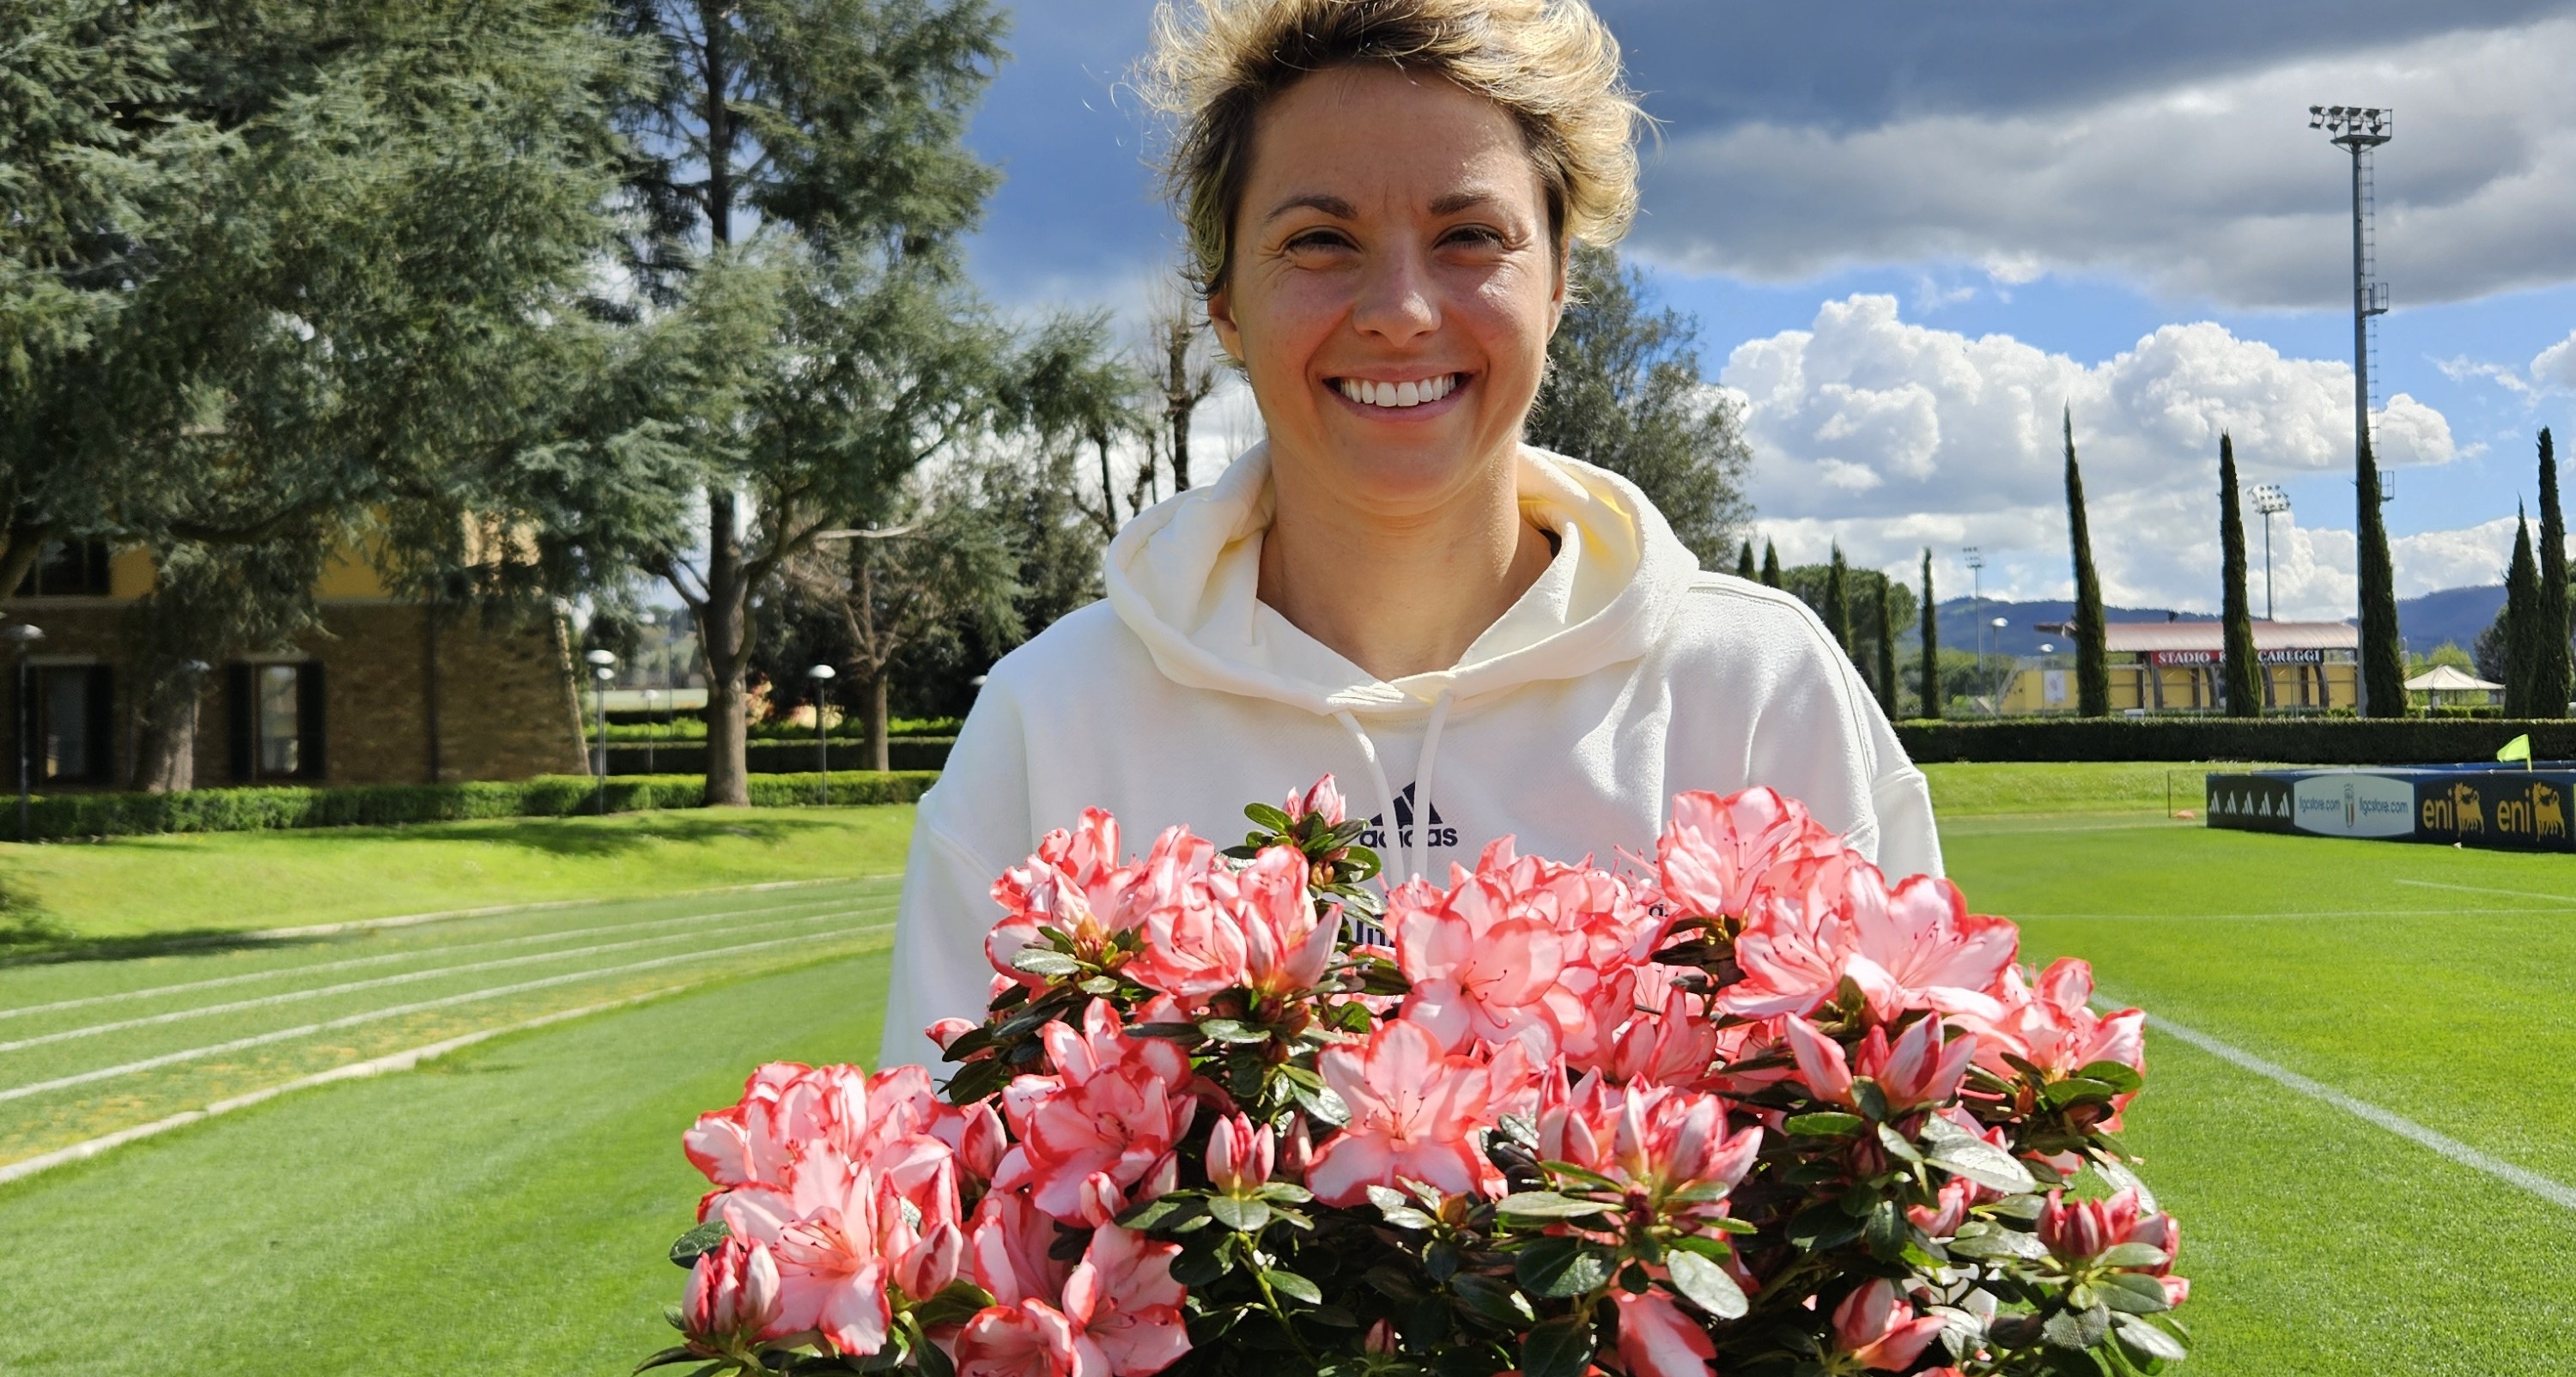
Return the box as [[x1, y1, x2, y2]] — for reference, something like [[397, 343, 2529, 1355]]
[[876, 443, 1941, 1068]]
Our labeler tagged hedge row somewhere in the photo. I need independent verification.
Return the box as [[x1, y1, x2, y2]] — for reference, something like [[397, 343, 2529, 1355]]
[[9, 771, 940, 842], [603, 737, 953, 775], [1896, 718, 2576, 765]]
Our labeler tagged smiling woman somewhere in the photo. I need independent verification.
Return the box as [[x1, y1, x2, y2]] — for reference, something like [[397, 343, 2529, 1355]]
[[878, 0, 1945, 1068]]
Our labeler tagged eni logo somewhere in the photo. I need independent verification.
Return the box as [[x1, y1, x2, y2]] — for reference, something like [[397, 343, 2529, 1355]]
[[2454, 783, 2485, 835], [2500, 782, 2567, 839]]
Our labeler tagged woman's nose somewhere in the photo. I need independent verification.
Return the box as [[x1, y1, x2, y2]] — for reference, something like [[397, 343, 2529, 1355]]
[[1350, 243, 1441, 344]]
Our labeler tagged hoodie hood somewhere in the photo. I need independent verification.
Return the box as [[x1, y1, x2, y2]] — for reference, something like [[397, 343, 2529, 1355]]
[[1103, 441, 1702, 718]]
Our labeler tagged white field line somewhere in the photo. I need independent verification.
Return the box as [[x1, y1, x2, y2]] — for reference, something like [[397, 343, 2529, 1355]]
[[0, 921, 896, 1105], [0, 901, 891, 1054], [223, 875, 886, 943], [2134, 1005, 2576, 1211], [2392, 878, 2576, 905], [0, 894, 866, 1022], [0, 981, 709, 1186]]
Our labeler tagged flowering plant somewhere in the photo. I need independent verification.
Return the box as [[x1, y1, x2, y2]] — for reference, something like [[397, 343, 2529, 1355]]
[[642, 781, 2189, 1377]]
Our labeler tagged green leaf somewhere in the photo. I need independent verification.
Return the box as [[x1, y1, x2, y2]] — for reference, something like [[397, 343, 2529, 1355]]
[[1540, 1161, 1625, 1192], [1449, 1272, 1537, 1325], [1663, 1249, 1747, 1319], [1520, 1315, 1596, 1377], [2113, 1313, 2190, 1363], [1516, 1235, 1615, 1298], [907, 1280, 999, 1332], [1258, 1181, 1314, 1204], [668, 1218, 729, 1268], [2097, 1271, 2172, 1315], [2042, 1077, 2118, 1108], [1784, 1199, 1867, 1252], [1496, 1191, 1611, 1219], [1197, 1018, 1272, 1045], [1874, 1122, 1924, 1162], [1116, 1194, 1204, 1232], [1783, 1112, 1866, 1137], [632, 1345, 699, 1372], [1011, 949, 1084, 978], [1265, 1267, 1323, 1305], [1170, 1243, 1230, 1287], [2042, 1303, 2111, 1350], [2076, 1060, 2145, 1095], [1923, 1128, 2039, 1195], [1208, 1195, 1274, 1233], [1244, 803, 1296, 832], [914, 1324, 958, 1377], [2093, 1241, 2171, 1271], [1945, 1226, 2048, 1261]]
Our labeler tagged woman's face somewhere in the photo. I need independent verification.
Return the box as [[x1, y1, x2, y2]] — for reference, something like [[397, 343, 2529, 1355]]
[[1210, 66, 1564, 515]]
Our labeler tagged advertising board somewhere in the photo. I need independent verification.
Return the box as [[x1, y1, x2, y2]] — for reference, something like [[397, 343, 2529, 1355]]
[[2207, 767, 2576, 852]]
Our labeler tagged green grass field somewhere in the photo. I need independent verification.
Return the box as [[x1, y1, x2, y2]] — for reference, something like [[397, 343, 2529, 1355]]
[[2, 773, 2573, 1374]]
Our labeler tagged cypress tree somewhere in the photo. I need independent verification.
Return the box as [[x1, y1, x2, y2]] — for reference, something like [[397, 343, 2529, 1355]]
[[2064, 408, 2111, 715], [1736, 539, 1757, 580], [1919, 549, 1941, 719], [2507, 507, 2540, 718], [2355, 434, 2408, 715], [2537, 428, 2571, 716], [2218, 434, 2262, 716], [1826, 545, 1851, 654], [1760, 540, 1783, 589], [1874, 574, 1899, 713]]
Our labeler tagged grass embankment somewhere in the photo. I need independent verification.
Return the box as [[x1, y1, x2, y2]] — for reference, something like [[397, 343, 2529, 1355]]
[[1921, 760, 2242, 818], [0, 806, 915, 951]]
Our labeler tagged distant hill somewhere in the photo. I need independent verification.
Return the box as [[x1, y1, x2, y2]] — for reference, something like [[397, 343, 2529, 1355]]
[[1899, 585, 2504, 657]]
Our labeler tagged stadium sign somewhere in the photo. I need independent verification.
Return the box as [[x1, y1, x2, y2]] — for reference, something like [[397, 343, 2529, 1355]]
[[2206, 767, 2576, 851], [2146, 647, 2328, 665]]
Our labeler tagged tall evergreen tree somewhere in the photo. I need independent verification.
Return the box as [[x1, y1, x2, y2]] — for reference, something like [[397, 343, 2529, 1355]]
[[1825, 545, 1850, 654], [2064, 408, 2110, 715], [2537, 428, 2571, 716], [2506, 507, 2540, 718], [1526, 243, 1753, 563], [1760, 540, 1783, 589], [1874, 575, 1899, 713], [1735, 540, 1756, 579], [2354, 434, 2408, 715], [1919, 549, 1941, 719], [2218, 434, 2262, 716]]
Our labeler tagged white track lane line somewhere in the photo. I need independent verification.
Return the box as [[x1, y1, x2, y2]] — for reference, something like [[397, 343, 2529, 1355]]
[[0, 901, 892, 1054], [0, 921, 896, 1104], [2392, 878, 2576, 905], [0, 892, 872, 1022], [0, 980, 708, 1186], [2133, 1004, 2576, 1211]]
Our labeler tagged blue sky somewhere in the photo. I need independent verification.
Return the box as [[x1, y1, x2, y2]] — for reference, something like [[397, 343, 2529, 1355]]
[[954, 2, 2576, 617]]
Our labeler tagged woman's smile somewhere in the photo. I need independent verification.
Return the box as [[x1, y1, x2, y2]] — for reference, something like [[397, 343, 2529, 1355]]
[[1327, 371, 1468, 415]]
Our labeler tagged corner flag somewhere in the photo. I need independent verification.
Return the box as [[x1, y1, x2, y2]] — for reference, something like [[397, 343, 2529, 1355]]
[[2499, 733, 2533, 769]]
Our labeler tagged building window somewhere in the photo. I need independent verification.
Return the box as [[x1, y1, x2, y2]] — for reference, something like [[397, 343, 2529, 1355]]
[[228, 662, 325, 781], [33, 665, 112, 784], [13, 542, 112, 598]]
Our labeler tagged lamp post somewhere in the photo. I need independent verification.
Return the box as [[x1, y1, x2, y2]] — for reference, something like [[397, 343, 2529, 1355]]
[[1990, 616, 2009, 714], [584, 648, 617, 816], [2250, 484, 2291, 621], [806, 664, 836, 805], [641, 687, 659, 776], [2311, 104, 2394, 715], [3, 623, 41, 840]]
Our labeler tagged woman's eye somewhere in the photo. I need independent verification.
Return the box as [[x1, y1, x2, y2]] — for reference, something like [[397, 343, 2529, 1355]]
[[1285, 229, 1353, 252], [1442, 225, 1506, 248]]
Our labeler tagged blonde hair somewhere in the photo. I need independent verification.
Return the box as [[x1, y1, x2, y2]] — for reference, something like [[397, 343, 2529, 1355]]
[[1144, 0, 1643, 296]]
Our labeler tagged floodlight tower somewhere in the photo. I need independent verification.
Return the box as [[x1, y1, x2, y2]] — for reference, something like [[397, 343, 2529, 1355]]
[[2251, 484, 2291, 621], [2312, 104, 2393, 713], [1964, 546, 1986, 664]]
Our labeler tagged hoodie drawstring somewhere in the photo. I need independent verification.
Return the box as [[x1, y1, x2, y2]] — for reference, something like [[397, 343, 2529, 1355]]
[[1331, 690, 1455, 889]]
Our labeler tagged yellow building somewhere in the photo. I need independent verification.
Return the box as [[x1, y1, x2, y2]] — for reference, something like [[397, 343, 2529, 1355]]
[[2000, 620, 2359, 714]]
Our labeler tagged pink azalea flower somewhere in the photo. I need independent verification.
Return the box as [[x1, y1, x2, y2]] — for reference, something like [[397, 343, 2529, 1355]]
[[1284, 774, 1347, 826], [2039, 1186, 2185, 1302], [1537, 1074, 1760, 1213], [998, 1002, 1197, 1223], [1393, 843, 1568, 1054], [969, 1190, 1071, 1307], [1307, 1019, 1510, 1206], [1721, 864, 2016, 1025], [957, 1228, 1191, 1377], [683, 1061, 865, 1192], [1983, 957, 2146, 1083], [1655, 786, 1852, 920], [1605, 977, 1721, 1088], [1613, 1290, 1716, 1377], [1206, 1113, 1275, 1196], [682, 1235, 787, 1351], [1784, 1016, 1977, 1116], [1831, 1278, 1947, 1371]]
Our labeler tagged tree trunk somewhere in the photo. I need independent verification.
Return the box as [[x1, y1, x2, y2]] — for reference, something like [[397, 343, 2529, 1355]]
[[1094, 431, 1120, 538], [699, 494, 753, 806], [867, 672, 890, 772], [131, 687, 197, 793]]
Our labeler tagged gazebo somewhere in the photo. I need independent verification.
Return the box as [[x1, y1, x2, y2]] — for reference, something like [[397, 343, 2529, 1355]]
[[2403, 663, 2503, 709]]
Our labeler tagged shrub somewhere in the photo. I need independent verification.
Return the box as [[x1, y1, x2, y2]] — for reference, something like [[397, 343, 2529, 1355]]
[[1897, 717, 2576, 764]]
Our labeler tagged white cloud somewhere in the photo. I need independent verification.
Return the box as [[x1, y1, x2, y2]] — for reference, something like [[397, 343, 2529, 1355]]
[[2534, 329, 2576, 389], [1631, 19, 2576, 309], [1727, 294, 2486, 617]]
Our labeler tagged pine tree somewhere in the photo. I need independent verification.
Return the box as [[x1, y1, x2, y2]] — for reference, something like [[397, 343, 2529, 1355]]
[[1825, 546, 1850, 654], [1874, 575, 1899, 713], [2506, 507, 2540, 718], [2064, 409, 2110, 715], [1919, 549, 1941, 719], [2355, 434, 2408, 715], [2537, 428, 2571, 716], [1760, 540, 1783, 589], [1736, 540, 1756, 579], [2218, 434, 2262, 716]]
